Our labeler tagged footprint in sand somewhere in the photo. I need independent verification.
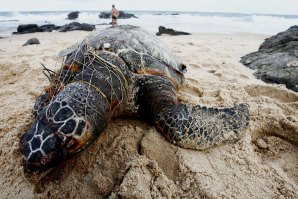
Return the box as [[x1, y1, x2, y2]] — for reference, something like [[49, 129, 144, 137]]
[[42, 55, 58, 63], [239, 74, 249, 79], [183, 79, 203, 97], [208, 70, 223, 77], [214, 72, 223, 77], [197, 47, 209, 51], [201, 62, 221, 69], [189, 63, 201, 68], [245, 85, 298, 103], [253, 135, 298, 187], [186, 78, 199, 85], [173, 49, 182, 53], [248, 84, 298, 188], [207, 69, 223, 78]]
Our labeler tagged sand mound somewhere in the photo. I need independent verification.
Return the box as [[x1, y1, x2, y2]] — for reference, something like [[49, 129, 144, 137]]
[[0, 31, 297, 198]]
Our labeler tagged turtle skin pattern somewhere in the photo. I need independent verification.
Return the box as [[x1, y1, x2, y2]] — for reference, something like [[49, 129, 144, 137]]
[[20, 51, 129, 173], [20, 25, 250, 174], [155, 104, 249, 150]]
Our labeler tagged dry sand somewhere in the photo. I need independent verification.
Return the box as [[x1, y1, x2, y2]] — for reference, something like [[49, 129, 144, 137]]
[[0, 30, 297, 198]]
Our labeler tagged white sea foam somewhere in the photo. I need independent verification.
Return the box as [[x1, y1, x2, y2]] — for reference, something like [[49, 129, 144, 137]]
[[0, 11, 297, 37]]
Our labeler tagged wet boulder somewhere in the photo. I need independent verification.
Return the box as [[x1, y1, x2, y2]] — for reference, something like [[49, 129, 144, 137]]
[[240, 26, 298, 92], [13, 22, 95, 34], [98, 11, 137, 19], [14, 24, 56, 34], [16, 24, 39, 33], [118, 11, 137, 19], [39, 24, 59, 32], [22, 38, 40, 46], [58, 22, 95, 32], [156, 26, 191, 36], [98, 12, 111, 19], [67, 11, 80, 20], [80, 23, 96, 31]]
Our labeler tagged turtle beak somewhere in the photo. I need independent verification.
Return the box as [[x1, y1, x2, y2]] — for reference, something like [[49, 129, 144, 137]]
[[20, 120, 68, 174], [22, 145, 68, 174]]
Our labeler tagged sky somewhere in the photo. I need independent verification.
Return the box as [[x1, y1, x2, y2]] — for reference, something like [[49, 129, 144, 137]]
[[1, 0, 298, 15]]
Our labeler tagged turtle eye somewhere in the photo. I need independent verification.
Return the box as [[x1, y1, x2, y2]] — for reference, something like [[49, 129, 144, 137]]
[[181, 64, 187, 73], [63, 119, 93, 154], [32, 93, 51, 117]]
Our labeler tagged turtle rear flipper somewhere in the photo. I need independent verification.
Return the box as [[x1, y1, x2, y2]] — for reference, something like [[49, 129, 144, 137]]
[[155, 103, 249, 150], [134, 75, 249, 150]]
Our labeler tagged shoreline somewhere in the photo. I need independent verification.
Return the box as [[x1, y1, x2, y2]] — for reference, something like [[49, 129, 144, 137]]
[[1, 10, 297, 36], [0, 29, 271, 39]]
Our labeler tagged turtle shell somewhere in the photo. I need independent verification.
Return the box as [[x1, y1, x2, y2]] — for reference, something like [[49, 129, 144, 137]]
[[59, 25, 186, 85]]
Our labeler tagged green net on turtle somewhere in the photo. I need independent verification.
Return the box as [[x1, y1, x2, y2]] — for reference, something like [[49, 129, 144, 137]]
[[20, 26, 249, 175]]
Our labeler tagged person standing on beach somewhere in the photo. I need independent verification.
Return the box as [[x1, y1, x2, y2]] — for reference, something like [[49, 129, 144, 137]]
[[111, 5, 119, 26]]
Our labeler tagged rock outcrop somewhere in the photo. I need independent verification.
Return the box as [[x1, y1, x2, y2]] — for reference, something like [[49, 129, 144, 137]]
[[58, 22, 95, 32], [13, 22, 95, 34], [98, 11, 137, 19], [67, 11, 80, 20], [17, 24, 39, 33], [22, 38, 40, 46], [241, 26, 298, 92], [156, 26, 191, 36]]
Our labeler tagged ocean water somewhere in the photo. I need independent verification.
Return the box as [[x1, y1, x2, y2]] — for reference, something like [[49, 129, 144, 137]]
[[0, 11, 298, 37]]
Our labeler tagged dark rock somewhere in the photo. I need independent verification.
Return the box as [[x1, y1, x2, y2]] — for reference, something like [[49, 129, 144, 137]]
[[240, 25, 298, 92], [98, 11, 138, 19], [14, 27, 41, 34], [17, 24, 39, 33], [118, 11, 138, 19], [23, 38, 40, 46], [80, 23, 96, 31], [95, 23, 111, 26], [58, 22, 81, 32], [13, 22, 95, 34], [39, 24, 58, 32], [156, 26, 191, 36], [67, 11, 80, 20], [14, 24, 56, 34], [58, 22, 95, 32], [99, 12, 111, 19]]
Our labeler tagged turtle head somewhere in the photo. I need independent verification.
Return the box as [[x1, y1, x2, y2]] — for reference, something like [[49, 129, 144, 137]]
[[20, 100, 94, 174]]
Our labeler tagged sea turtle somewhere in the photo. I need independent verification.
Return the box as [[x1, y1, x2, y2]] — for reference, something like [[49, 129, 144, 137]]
[[20, 25, 249, 174]]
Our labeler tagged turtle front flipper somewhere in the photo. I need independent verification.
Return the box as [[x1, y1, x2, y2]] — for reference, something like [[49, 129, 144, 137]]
[[155, 103, 249, 150]]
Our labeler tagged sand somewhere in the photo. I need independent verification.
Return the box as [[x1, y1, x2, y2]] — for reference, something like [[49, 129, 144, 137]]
[[0, 30, 297, 199]]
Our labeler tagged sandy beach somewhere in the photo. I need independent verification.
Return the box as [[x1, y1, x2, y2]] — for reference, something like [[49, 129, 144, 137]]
[[0, 30, 297, 198]]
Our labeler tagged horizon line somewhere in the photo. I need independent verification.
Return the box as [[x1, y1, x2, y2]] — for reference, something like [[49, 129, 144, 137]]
[[0, 10, 298, 17]]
